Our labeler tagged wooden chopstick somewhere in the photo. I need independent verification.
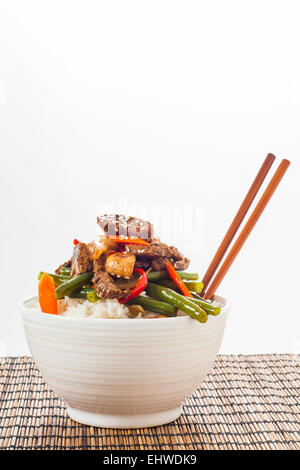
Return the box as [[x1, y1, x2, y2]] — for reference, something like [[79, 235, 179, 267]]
[[201, 154, 276, 290], [204, 159, 290, 300]]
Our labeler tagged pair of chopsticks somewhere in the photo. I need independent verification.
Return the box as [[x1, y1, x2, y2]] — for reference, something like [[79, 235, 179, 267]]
[[202, 154, 290, 300]]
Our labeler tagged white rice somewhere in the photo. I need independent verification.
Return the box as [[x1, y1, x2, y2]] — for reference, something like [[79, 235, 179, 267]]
[[31, 296, 223, 320], [58, 297, 132, 319]]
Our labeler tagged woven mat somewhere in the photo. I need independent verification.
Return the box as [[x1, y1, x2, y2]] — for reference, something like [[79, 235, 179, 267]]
[[0, 355, 299, 451]]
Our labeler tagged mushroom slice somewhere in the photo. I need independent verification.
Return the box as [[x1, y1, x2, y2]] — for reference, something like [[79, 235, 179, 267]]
[[127, 305, 146, 318]]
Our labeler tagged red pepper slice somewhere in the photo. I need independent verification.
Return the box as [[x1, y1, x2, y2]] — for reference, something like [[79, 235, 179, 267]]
[[118, 268, 148, 304], [147, 316, 166, 319], [167, 260, 193, 297], [73, 238, 80, 245], [101, 236, 150, 246]]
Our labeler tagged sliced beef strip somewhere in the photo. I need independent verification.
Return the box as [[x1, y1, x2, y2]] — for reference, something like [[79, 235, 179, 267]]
[[151, 257, 168, 271], [134, 259, 151, 270], [173, 257, 190, 271], [97, 214, 154, 240], [169, 246, 184, 261], [125, 241, 172, 259], [151, 256, 190, 272], [128, 237, 190, 272], [93, 272, 125, 299], [55, 259, 71, 274], [70, 242, 93, 278], [92, 257, 130, 299]]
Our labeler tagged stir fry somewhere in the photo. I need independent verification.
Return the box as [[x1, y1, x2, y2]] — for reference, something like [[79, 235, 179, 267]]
[[37, 215, 221, 322]]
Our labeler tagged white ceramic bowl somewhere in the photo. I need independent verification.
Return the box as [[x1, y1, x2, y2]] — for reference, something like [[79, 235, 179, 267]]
[[20, 295, 228, 428]]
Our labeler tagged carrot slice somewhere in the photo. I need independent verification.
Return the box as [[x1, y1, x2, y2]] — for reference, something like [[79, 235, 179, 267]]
[[167, 260, 193, 298], [38, 273, 58, 314], [100, 235, 150, 246]]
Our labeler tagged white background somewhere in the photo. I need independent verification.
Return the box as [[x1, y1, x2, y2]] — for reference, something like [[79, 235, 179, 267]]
[[0, 1, 299, 356]]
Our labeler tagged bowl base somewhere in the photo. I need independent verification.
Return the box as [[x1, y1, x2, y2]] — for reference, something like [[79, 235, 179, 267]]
[[67, 406, 182, 428]]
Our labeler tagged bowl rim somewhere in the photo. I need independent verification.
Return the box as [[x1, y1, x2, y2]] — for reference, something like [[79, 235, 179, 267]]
[[20, 294, 228, 325]]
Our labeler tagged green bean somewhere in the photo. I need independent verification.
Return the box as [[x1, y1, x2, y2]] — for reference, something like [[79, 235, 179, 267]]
[[147, 271, 199, 282], [184, 281, 204, 293], [82, 283, 93, 289], [55, 272, 93, 299], [70, 288, 100, 303], [153, 279, 178, 290], [81, 287, 100, 303], [70, 289, 90, 299], [128, 295, 177, 317], [59, 266, 71, 276], [188, 295, 221, 316], [178, 272, 199, 280], [37, 272, 70, 286], [86, 290, 100, 303], [155, 279, 204, 293], [176, 271, 199, 281], [145, 283, 208, 323]]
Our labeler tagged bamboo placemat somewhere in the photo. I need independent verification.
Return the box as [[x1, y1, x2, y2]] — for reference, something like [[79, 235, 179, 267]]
[[0, 354, 299, 450]]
